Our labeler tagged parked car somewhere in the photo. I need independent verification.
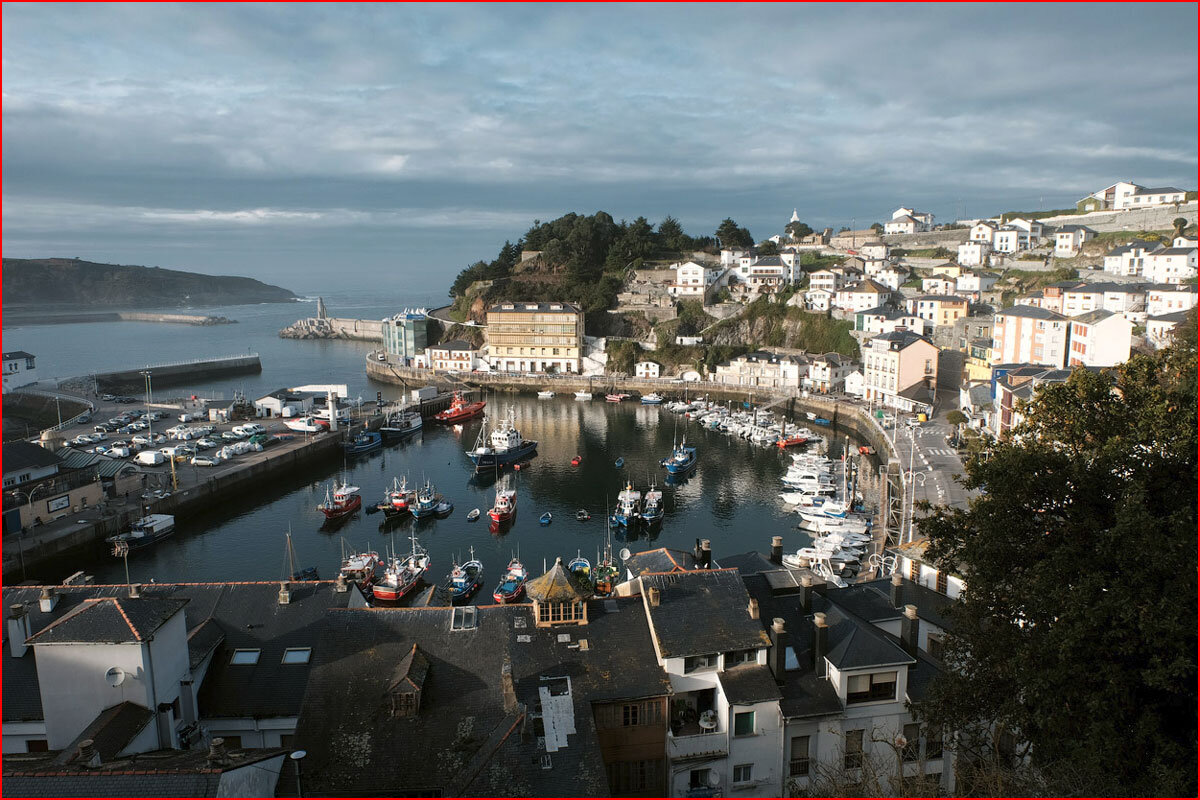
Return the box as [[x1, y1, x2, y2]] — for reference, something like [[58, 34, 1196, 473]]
[[108, 446, 132, 459], [76, 414, 92, 424], [101, 393, 116, 401], [195, 438, 218, 450], [191, 455, 220, 467], [132, 434, 152, 445]]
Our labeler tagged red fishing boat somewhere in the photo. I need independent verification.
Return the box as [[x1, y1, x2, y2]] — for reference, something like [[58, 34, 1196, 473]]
[[434, 391, 486, 424], [372, 533, 430, 602], [488, 485, 517, 523], [318, 484, 362, 520], [492, 557, 528, 603], [571, 455, 582, 466], [776, 434, 809, 449]]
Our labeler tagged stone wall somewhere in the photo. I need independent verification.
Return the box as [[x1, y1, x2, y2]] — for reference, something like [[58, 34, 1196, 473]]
[[1039, 202, 1197, 233]]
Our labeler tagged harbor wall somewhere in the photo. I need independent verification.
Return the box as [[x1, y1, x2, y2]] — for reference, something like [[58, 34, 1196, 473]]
[[280, 316, 384, 341], [3, 311, 235, 326], [78, 355, 263, 393]]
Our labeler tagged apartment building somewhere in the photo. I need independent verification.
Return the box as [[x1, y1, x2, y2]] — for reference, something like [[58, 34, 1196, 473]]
[[991, 306, 1070, 368], [862, 331, 939, 413], [484, 301, 585, 373], [906, 295, 969, 327]]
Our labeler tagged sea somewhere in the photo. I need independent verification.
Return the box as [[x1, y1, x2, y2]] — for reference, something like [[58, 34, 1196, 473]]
[[3, 290, 861, 591]]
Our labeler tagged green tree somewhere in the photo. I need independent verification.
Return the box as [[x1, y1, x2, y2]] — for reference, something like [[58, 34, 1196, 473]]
[[786, 220, 814, 240], [715, 218, 754, 249], [945, 410, 967, 427], [657, 215, 690, 253], [914, 338, 1197, 796], [756, 240, 780, 256], [1173, 217, 1188, 238], [870, 222, 884, 234]]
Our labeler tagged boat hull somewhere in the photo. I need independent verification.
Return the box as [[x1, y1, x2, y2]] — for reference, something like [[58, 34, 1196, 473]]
[[488, 508, 516, 523], [380, 424, 421, 440], [107, 524, 175, 551], [449, 580, 482, 604], [320, 494, 362, 519], [372, 577, 420, 602], [434, 402, 486, 423], [664, 456, 696, 474], [468, 440, 538, 470]]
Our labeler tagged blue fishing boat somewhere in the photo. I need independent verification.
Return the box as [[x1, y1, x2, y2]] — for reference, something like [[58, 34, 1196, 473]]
[[447, 547, 483, 605], [612, 482, 642, 528], [466, 410, 538, 471], [661, 437, 697, 475], [568, 552, 592, 591], [539, 512, 553, 526], [614, 457, 624, 468], [410, 480, 440, 519], [641, 483, 664, 524], [343, 431, 383, 455], [435, 500, 454, 517], [492, 557, 528, 603], [640, 393, 664, 404]]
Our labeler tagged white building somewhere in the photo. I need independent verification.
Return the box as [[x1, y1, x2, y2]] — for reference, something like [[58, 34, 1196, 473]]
[[1054, 225, 1095, 257], [1143, 243, 1198, 284], [635, 360, 661, 379], [884, 215, 919, 235], [956, 240, 991, 267], [991, 219, 1042, 254], [1067, 310, 1133, 368], [808, 269, 843, 293], [2, 351, 38, 394], [991, 306, 1070, 368], [1144, 284, 1199, 317], [874, 266, 908, 292], [855, 307, 928, 337], [969, 221, 998, 243], [804, 288, 834, 312], [1146, 310, 1192, 349], [921, 276, 956, 295], [834, 280, 892, 313], [427, 339, 477, 371], [954, 271, 998, 296], [1102, 239, 1160, 276], [859, 241, 889, 261], [711, 351, 809, 389], [670, 260, 725, 299], [253, 387, 322, 418], [844, 370, 865, 398], [1079, 182, 1188, 211], [803, 353, 856, 394], [888, 207, 934, 231]]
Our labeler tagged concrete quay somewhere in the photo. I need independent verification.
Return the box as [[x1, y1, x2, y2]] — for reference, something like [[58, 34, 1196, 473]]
[[62, 354, 262, 394], [3, 310, 236, 326]]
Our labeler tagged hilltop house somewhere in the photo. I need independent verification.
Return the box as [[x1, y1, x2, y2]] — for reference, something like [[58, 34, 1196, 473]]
[[956, 241, 991, 267], [1078, 181, 1188, 212], [3, 352, 38, 394], [906, 295, 969, 328], [834, 280, 892, 313], [1054, 225, 1095, 257]]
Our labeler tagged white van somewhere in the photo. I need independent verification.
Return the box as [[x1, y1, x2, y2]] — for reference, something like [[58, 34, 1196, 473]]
[[234, 423, 266, 436], [135, 450, 165, 466]]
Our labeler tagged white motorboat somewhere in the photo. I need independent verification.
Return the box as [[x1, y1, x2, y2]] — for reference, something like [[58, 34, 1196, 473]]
[[537, 391, 555, 399], [800, 515, 870, 535], [574, 391, 593, 401]]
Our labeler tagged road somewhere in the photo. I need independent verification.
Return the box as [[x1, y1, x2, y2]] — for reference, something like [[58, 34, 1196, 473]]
[[877, 407, 974, 512]]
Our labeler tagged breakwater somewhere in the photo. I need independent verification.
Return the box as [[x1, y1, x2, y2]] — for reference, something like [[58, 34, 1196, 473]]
[[3, 311, 236, 326], [280, 316, 383, 341], [58, 354, 262, 394]]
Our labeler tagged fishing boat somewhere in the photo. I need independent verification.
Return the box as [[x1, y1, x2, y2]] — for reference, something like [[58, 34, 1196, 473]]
[[574, 391, 593, 400], [410, 480, 440, 520], [379, 476, 416, 516], [568, 552, 592, 589], [571, 455, 582, 466], [337, 547, 380, 590], [539, 512, 553, 526], [434, 391, 486, 423], [379, 410, 423, 440], [661, 437, 698, 475], [107, 514, 175, 552], [614, 457, 624, 468], [488, 479, 518, 523], [466, 410, 538, 471], [282, 533, 320, 582], [318, 484, 362, 520], [447, 547, 484, 604], [372, 533, 431, 602], [641, 483, 664, 524], [466, 507, 481, 522], [492, 557, 528, 603], [537, 390, 555, 399], [435, 500, 454, 516], [575, 509, 591, 521], [612, 482, 642, 528], [593, 533, 620, 597], [343, 431, 383, 455], [640, 392, 664, 404]]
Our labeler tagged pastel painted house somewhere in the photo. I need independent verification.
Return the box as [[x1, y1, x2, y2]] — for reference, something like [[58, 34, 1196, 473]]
[[1067, 310, 1133, 368], [991, 306, 1070, 368]]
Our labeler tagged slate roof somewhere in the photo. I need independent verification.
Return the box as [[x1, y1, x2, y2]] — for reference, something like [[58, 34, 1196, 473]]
[[3, 581, 357, 723], [716, 550, 782, 576], [751, 255, 785, 267], [2, 747, 286, 797], [1149, 310, 1193, 323], [849, 279, 890, 294], [622, 547, 706, 576], [913, 294, 968, 303], [1135, 185, 1183, 194], [1056, 224, 1094, 233], [56, 701, 155, 765], [293, 598, 668, 797], [488, 301, 581, 313], [1073, 309, 1115, 324], [858, 305, 912, 321], [55, 447, 107, 471], [432, 339, 474, 352], [3, 441, 62, 473], [995, 305, 1067, 321], [1157, 246, 1197, 255], [3, 350, 36, 360], [872, 330, 935, 350], [640, 569, 771, 657], [719, 663, 783, 705], [26, 597, 188, 645], [1106, 239, 1162, 256]]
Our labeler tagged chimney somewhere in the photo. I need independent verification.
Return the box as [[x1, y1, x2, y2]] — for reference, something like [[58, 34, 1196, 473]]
[[647, 586, 661, 608], [769, 536, 783, 565], [700, 539, 712, 569], [890, 573, 903, 607], [901, 605, 919, 656], [799, 575, 813, 613], [501, 659, 517, 713], [128, 583, 141, 599], [278, 581, 292, 605], [39, 587, 58, 613], [207, 737, 229, 766], [770, 618, 789, 682], [78, 738, 100, 768], [748, 598, 760, 620], [8, 605, 31, 658], [334, 573, 348, 592], [813, 612, 829, 676]]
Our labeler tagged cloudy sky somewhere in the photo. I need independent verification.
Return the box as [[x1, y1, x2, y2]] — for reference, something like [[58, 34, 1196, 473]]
[[3, 3, 1196, 294]]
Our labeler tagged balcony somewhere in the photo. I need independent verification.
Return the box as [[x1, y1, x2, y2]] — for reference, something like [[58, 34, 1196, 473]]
[[669, 726, 728, 759]]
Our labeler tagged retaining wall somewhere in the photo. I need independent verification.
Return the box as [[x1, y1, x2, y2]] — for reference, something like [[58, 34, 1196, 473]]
[[87, 355, 262, 392]]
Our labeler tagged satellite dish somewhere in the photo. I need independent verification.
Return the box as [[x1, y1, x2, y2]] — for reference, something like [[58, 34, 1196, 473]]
[[618, 548, 631, 561], [105, 666, 126, 687], [707, 771, 721, 788]]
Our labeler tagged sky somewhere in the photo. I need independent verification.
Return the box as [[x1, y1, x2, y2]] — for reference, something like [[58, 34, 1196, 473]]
[[3, 3, 1197, 295]]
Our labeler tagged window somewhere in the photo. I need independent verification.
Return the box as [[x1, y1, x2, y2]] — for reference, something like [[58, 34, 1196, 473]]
[[26, 739, 49, 753], [789, 735, 810, 776], [733, 710, 755, 737], [927, 633, 945, 662], [282, 647, 312, 664], [845, 729, 864, 769], [683, 653, 719, 673], [903, 723, 921, 762], [909, 559, 920, 582], [622, 704, 640, 726], [847, 671, 897, 704], [733, 764, 753, 784], [689, 768, 712, 789], [724, 649, 757, 667], [936, 571, 948, 595], [451, 606, 477, 631], [230, 649, 260, 665]]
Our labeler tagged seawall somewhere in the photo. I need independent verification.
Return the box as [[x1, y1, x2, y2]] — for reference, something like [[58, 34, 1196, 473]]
[[3, 311, 236, 326], [280, 316, 384, 341], [72, 354, 263, 393]]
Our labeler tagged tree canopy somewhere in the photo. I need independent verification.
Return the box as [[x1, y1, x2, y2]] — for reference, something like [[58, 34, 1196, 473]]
[[914, 315, 1197, 796], [786, 220, 814, 240], [715, 218, 754, 249]]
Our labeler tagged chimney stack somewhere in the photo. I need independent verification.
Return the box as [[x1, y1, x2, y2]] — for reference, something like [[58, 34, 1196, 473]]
[[813, 612, 829, 676], [39, 587, 58, 613], [207, 737, 228, 766], [748, 598, 760, 620], [800, 575, 813, 613], [501, 659, 517, 713], [901, 605, 919, 656], [278, 581, 292, 605], [890, 573, 903, 608], [7, 605, 30, 658], [769, 536, 783, 565], [646, 586, 661, 608], [770, 618, 789, 682], [700, 539, 712, 569], [78, 738, 100, 768], [128, 583, 141, 599]]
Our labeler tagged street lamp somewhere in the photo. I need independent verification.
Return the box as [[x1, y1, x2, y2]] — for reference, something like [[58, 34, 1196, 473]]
[[901, 470, 927, 545], [140, 370, 154, 439]]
